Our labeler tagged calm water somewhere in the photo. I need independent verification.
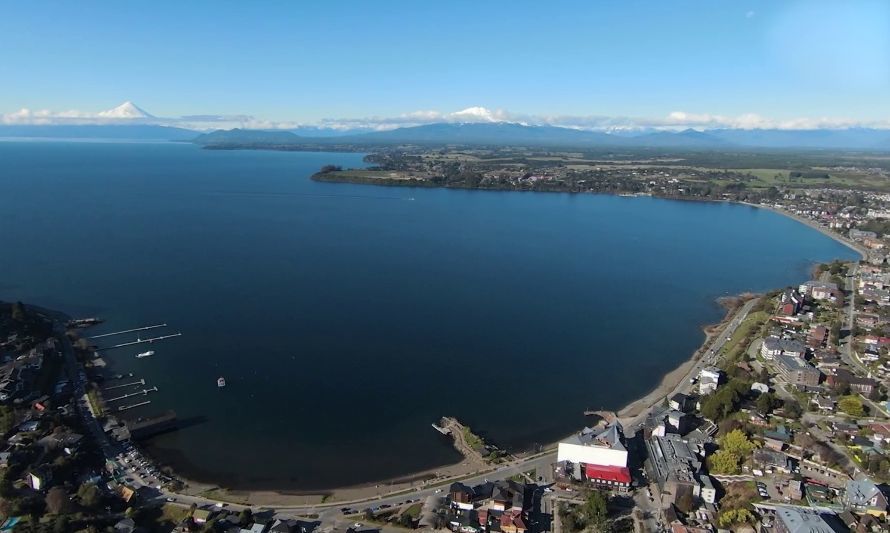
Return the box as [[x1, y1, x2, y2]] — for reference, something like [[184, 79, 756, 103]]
[[0, 141, 858, 489]]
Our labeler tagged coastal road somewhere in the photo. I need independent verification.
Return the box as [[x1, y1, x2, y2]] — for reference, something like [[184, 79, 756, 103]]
[[621, 297, 758, 431]]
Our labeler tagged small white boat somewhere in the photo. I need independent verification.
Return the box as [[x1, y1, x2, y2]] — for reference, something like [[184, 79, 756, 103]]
[[136, 350, 155, 359], [217, 376, 226, 388]]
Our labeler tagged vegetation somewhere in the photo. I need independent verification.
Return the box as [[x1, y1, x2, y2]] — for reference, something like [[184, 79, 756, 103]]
[[718, 508, 755, 527], [838, 395, 866, 417], [709, 430, 758, 474], [700, 379, 752, 421], [559, 491, 610, 532]]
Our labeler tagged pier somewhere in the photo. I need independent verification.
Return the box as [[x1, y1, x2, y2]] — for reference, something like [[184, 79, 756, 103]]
[[102, 379, 146, 391], [100, 332, 182, 350], [105, 387, 158, 403], [89, 324, 168, 339], [118, 401, 151, 411]]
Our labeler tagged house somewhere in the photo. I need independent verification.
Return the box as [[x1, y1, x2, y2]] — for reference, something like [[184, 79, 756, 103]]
[[193, 509, 212, 525], [751, 382, 770, 394], [843, 478, 888, 518], [28, 466, 51, 490], [826, 368, 877, 396], [788, 479, 803, 501], [780, 289, 804, 316], [754, 448, 792, 473], [808, 325, 829, 348], [698, 366, 722, 395], [114, 518, 136, 533], [773, 505, 846, 533], [669, 393, 694, 413], [812, 395, 836, 412], [699, 475, 717, 504], [763, 426, 792, 451], [449, 482, 476, 510]]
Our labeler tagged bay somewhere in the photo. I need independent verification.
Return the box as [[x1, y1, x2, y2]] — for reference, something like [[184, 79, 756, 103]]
[[0, 141, 858, 489]]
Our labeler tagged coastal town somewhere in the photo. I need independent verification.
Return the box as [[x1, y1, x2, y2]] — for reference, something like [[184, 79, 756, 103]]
[[3, 183, 890, 533]]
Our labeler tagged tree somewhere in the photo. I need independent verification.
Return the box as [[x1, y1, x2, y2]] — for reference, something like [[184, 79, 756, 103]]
[[238, 508, 253, 527], [77, 482, 101, 509], [783, 399, 803, 419], [52, 516, 70, 533], [756, 392, 777, 415], [582, 491, 609, 532], [721, 429, 758, 456], [709, 449, 742, 474], [838, 396, 865, 417], [718, 508, 754, 527], [45, 486, 70, 515]]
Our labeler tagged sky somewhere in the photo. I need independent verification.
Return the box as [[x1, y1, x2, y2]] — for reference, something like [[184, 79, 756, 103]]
[[1, 0, 889, 131]]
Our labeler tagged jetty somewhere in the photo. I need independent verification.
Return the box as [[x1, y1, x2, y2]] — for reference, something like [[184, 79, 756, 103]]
[[89, 323, 168, 339], [100, 332, 182, 350], [105, 387, 158, 403], [102, 379, 146, 391], [118, 401, 151, 411]]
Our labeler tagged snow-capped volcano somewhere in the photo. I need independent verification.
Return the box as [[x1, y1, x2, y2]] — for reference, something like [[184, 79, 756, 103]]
[[97, 101, 154, 119]]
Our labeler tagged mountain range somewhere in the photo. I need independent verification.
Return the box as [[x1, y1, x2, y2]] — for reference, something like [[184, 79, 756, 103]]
[[193, 123, 890, 150], [4, 101, 890, 150]]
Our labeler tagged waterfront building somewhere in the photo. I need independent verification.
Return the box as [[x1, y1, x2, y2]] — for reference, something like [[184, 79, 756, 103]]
[[556, 422, 630, 492], [698, 367, 721, 395]]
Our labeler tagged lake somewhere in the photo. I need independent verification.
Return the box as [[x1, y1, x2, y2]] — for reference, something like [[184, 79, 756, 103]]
[[0, 141, 858, 489]]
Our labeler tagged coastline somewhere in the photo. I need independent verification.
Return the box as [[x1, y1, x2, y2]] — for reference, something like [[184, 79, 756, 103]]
[[163, 294, 757, 507], [741, 201, 868, 260], [11, 193, 863, 507]]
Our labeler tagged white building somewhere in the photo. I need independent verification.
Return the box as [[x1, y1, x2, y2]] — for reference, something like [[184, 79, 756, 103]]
[[698, 367, 721, 395], [557, 423, 628, 467]]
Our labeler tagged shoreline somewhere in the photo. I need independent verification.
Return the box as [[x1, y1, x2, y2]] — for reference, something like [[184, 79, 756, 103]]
[[11, 195, 863, 506], [741, 201, 868, 260], [157, 293, 757, 506]]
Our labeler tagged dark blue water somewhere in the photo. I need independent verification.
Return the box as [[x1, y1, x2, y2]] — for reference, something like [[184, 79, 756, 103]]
[[0, 141, 858, 489]]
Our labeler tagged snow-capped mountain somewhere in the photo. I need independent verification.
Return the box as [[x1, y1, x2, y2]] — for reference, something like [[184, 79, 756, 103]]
[[97, 101, 154, 119]]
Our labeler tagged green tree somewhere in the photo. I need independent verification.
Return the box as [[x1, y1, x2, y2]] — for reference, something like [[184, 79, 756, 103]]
[[756, 392, 777, 415], [838, 396, 865, 417], [582, 491, 609, 532], [783, 399, 803, 418], [709, 450, 742, 474], [77, 483, 101, 509], [721, 429, 758, 456]]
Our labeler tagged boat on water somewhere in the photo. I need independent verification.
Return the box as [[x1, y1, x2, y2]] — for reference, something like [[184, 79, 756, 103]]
[[136, 350, 155, 359], [217, 376, 226, 388]]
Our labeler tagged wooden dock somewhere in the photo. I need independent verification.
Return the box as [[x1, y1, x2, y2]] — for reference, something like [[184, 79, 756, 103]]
[[89, 323, 168, 339], [100, 332, 182, 350]]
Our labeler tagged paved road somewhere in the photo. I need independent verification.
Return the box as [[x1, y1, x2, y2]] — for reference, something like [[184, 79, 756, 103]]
[[622, 297, 758, 432]]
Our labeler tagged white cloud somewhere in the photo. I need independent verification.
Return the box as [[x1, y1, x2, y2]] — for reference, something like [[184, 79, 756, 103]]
[[3, 102, 889, 132]]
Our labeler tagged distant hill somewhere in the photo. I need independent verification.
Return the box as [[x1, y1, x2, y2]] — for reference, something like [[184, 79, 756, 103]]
[[338, 122, 625, 146], [0, 124, 198, 141], [192, 128, 302, 145], [193, 123, 890, 151]]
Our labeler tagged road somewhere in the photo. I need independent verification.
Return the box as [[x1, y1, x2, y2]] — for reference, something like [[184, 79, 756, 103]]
[[622, 297, 758, 432]]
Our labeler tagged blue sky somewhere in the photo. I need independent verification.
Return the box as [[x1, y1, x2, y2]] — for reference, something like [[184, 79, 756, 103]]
[[1, 0, 888, 130]]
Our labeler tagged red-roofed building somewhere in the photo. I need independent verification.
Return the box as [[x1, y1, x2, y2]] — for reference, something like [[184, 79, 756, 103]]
[[584, 464, 632, 492]]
